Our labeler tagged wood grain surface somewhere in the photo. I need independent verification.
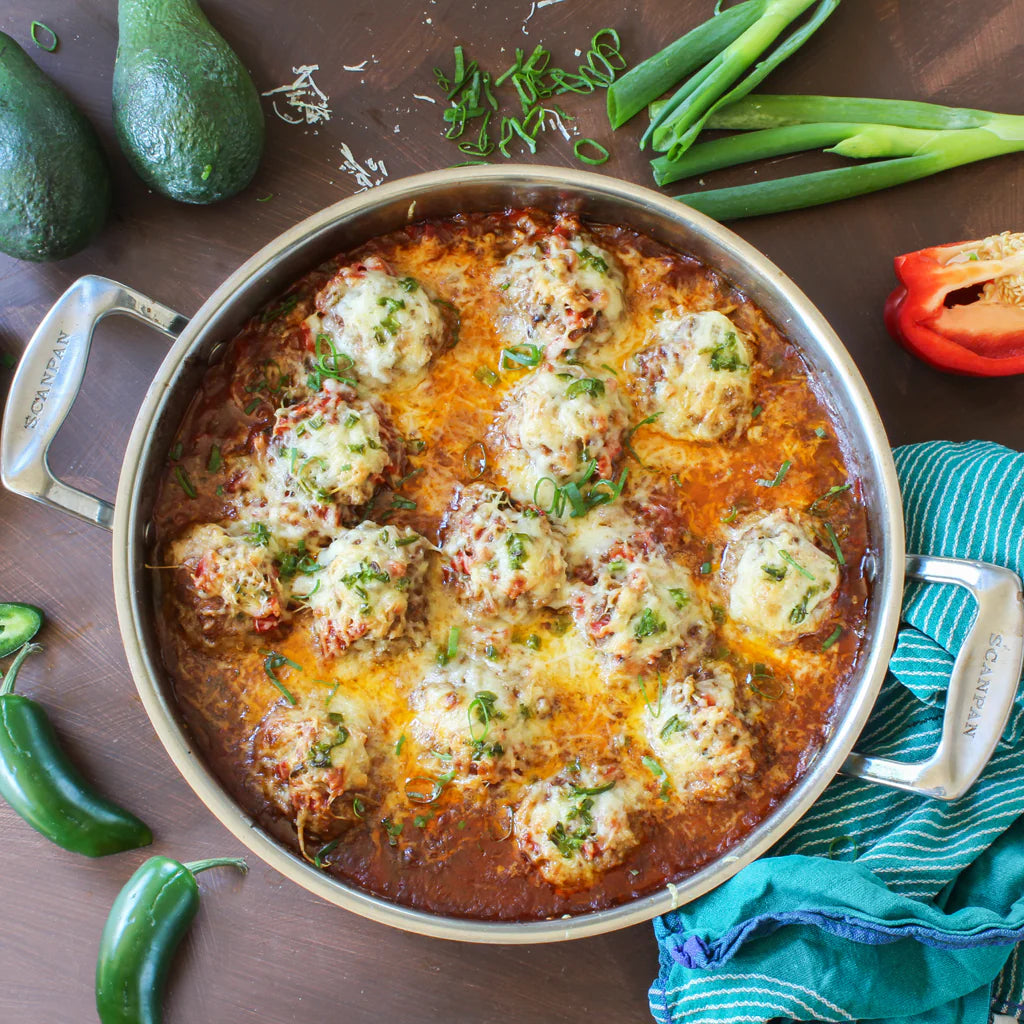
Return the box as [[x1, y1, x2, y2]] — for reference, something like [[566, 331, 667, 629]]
[[1, 2, 1023, 1022]]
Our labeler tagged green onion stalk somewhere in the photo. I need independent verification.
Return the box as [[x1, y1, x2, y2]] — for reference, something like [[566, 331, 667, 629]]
[[662, 95, 1024, 219], [607, 0, 841, 157]]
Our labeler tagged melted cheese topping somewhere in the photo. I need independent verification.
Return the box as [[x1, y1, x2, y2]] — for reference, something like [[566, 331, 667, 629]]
[[170, 523, 284, 639], [302, 522, 431, 656], [493, 227, 626, 360], [153, 211, 870, 919], [513, 767, 645, 890], [442, 484, 568, 616], [724, 510, 840, 642], [315, 255, 449, 386], [571, 547, 713, 666], [645, 663, 757, 801], [253, 694, 371, 855], [270, 380, 391, 507], [495, 363, 631, 502], [634, 310, 754, 442]]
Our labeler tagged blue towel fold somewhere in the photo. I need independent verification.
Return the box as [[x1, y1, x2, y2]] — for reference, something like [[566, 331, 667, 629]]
[[650, 440, 1024, 1024]]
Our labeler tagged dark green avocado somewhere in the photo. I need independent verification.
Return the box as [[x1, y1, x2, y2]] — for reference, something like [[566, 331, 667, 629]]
[[0, 32, 111, 261], [113, 0, 265, 204]]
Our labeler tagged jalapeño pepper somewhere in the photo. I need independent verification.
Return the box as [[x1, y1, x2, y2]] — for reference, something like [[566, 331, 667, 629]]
[[0, 642, 152, 856], [0, 602, 43, 656], [96, 855, 248, 1024]]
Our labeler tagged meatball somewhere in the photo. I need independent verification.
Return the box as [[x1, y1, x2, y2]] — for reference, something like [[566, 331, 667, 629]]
[[513, 764, 643, 890], [253, 694, 371, 856], [495, 363, 631, 502], [724, 509, 840, 641], [493, 226, 626, 361], [169, 522, 284, 642], [633, 310, 753, 442], [441, 484, 568, 617], [314, 255, 455, 387], [243, 379, 401, 546], [570, 539, 713, 666], [302, 522, 432, 657], [407, 657, 539, 781], [645, 663, 757, 802]]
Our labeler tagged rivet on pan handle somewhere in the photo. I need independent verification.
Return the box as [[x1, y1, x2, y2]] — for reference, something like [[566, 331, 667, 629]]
[[842, 554, 1024, 800], [1, 275, 188, 531]]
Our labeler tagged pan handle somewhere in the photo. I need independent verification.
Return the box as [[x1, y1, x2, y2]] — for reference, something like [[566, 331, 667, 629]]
[[842, 554, 1024, 800], [1, 276, 188, 531]]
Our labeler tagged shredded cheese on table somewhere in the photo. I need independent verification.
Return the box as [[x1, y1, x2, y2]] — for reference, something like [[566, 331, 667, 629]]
[[262, 65, 332, 125], [338, 143, 388, 193]]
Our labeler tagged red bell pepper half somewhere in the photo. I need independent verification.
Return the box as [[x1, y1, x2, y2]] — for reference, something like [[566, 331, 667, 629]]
[[884, 232, 1024, 376]]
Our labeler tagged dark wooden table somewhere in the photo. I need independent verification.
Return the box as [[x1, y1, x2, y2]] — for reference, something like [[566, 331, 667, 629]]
[[2, 2, 1022, 1021]]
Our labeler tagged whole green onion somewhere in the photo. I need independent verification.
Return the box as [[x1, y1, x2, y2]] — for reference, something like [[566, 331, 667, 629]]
[[639, 0, 841, 156], [606, 0, 764, 129], [672, 94, 1024, 219]]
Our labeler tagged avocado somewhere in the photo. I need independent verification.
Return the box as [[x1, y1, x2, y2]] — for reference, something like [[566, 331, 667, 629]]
[[0, 33, 111, 261], [113, 0, 265, 204]]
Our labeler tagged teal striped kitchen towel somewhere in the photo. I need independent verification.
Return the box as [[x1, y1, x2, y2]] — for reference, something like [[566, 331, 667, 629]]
[[650, 440, 1024, 1024]]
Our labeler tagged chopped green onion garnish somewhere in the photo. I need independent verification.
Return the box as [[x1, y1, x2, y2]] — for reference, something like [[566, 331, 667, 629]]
[[263, 652, 299, 705], [821, 625, 842, 650], [641, 755, 671, 801], [808, 483, 852, 515], [474, 366, 500, 387], [746, 662, 785, 700], [313, 837, 341, 868], [30, 20, 58, 52], [463, 440, 487, 480], [823, 521, 845, 565], [500, 343, 543, 368], [565, 377, 605, 399], [779, 549, 815, 580], [639, 672, 663, 717], [572, 781, 616, 796], [207, 445, 222, 472], [445, 625, 460, 661], [173, 466, 196, 498], [756, 459, 792, 488], [574, 138, 610, 164], [201, 164, 212, 181], [395, 734, 406, 755], [660, 714, 686, 740], [624, 412, 661, 464]]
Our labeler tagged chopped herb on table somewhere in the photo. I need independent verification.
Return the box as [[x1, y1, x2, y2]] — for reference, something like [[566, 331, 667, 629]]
[[432, 30, 625, 164]]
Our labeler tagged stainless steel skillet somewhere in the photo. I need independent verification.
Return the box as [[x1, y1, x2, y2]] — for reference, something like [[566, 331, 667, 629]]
[[3, 166, 1021, 942]]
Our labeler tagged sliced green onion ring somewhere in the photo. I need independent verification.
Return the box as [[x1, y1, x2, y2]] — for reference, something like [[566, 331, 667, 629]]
[[463, 441, 488, 480], [574, 138, 611, 165], [30, 20, 58, 52]]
